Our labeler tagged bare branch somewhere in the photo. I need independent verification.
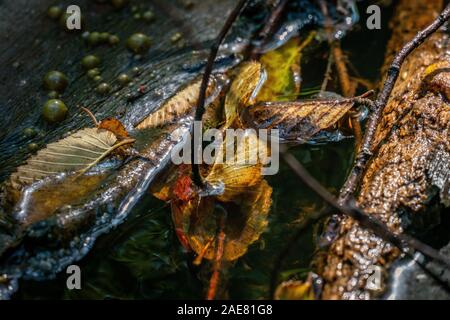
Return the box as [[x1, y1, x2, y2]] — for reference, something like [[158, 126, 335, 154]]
[[339, 4, 450, 202], [280, 145, 450, 268], [191, 0, 249, 187]]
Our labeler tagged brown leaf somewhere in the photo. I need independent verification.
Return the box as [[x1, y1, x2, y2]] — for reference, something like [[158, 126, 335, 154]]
[[11, 173, 108, 226], [240, 98, 355, 142], [98, 118, 130, 139], [135, 76, 218, 130], [187, 179, 272, 261]]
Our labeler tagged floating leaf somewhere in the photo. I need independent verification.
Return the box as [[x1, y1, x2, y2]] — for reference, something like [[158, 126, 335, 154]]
[[9, 127, 135, 188], [240, 98, 355, 142], [224, 62, 265, 128], [257, 33, 315, 102]]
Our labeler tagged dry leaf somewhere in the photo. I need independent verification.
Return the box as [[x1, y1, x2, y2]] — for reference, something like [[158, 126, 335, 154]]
[[204, 130, 266, 202], [10, 127, 134, 188], [241, 98, 355, 142], [135, 76, 218, 130], [98, 118, 130, 139]]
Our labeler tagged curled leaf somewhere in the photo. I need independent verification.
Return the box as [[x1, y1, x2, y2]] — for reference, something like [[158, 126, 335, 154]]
[[204, 130, 267, 202], [98, 118, 130, 139], [240, 98, 355, 142], [224, 62, 265, 128]]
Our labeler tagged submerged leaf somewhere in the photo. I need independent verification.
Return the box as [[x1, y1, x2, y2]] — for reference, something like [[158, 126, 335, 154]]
[[224, 62, 265, 128], [240, 98, 355, 142], [9, 127, 134, 188], [257, 33, 315, 102], [158, 131, 272, 262], [188, 179, 272, 261], [13, 173, 108, 226], [170, 178, 272, 262]]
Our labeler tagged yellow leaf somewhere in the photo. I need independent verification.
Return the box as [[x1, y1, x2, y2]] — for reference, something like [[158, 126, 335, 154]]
[[257, 33, 316, 102], [205, 130, 266, 202], [275, 280, 315, 300], [241, 98, 354, 142], [188, 179, 272, 261]]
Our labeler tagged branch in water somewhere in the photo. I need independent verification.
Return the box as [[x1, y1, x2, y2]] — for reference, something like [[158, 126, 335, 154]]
[[250, 0, 289, 59], [339, 3, 450, 203], [280, 145, 450, 269], [191, 0, 249, 188]]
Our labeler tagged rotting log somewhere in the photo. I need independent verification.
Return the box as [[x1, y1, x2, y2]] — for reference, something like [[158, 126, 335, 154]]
[[316, 0, 449, 300]]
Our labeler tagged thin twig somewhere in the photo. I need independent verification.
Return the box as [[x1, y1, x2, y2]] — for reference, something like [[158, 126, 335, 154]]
[[320, 52, 333, 93], [191, 0, 249, 188], [80, 107, 99, 126], [339, 4, 450, 203], [280, 145, 450, 268]]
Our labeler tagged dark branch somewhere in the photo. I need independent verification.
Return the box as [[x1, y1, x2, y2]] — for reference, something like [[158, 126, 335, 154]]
[[339, 3, 450, 203], [191, 0, 249, 187], [250, 0, 289, 59], [280, 145, 450, 268]]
